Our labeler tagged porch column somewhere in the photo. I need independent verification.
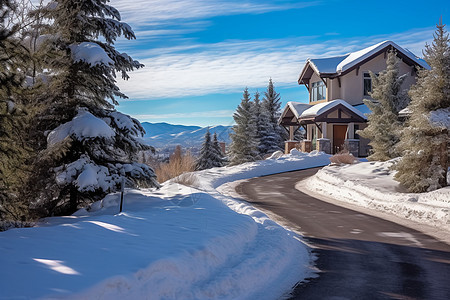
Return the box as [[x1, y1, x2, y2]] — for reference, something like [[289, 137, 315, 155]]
[[289, 126, 294, 140], [347, 123, 354, 139], [321, 122, 327, 138]]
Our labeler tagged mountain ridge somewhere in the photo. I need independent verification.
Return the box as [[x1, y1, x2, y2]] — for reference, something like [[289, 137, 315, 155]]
[[141, 122, 232, 148]]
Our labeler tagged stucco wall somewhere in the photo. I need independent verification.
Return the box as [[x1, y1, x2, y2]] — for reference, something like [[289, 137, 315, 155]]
[[339, 52, 418, 105]]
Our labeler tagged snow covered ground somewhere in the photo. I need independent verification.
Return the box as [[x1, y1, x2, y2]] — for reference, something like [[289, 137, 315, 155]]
[[0, 151, 330, 299], [302, 159, 450, 235]]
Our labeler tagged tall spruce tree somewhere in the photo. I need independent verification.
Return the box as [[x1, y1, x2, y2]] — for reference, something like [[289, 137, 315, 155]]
[[212, 132, 226, 166], [229, 88, 259, 165], [24, 0, 159, 216], [0, 0, 31, 223], [395, 21, 450, 192], [252, 91, 270, 156], [357, 49, 408, 161], [195, 129, 224, 170], [260, 78, 283, 154]]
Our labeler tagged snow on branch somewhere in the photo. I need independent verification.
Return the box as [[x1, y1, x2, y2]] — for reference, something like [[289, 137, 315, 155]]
[[47, 108, 115, 145], [429, 108, 450, 130], [69, 42, 113, 67]]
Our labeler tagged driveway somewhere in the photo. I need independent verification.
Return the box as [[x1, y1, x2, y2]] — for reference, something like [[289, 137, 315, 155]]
[[236, 167, 450, 300]]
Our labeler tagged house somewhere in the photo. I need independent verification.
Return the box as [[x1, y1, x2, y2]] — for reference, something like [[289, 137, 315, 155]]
[[279, 40, 429, 156]]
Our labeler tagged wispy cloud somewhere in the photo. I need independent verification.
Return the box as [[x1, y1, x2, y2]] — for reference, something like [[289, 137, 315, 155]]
[[133, 110, 235, 120], [111, 0, 317, 26], [118, 27, 434, 100]]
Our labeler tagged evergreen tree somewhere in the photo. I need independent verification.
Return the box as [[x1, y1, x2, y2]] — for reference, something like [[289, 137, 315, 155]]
[[357, 49, 408, 161], [252, 91, 270, 156], [0, 0, 31, 223], [229, 88, 259, 165], [260, 78, 283, 154], [212, 132, 226, 167], [23, 0, 159, 216], [395, 21, 450, 192], [195, 129, 224, 170]]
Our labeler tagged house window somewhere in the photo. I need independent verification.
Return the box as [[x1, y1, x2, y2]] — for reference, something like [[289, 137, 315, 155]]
[[363, 73, 372, 96], [354, 124, 360, 139], [311, 81, 326, 102]]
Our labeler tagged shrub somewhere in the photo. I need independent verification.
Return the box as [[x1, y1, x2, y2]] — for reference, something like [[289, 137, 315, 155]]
[[329, 151, 358, 165], [154, 146, 195, 183]]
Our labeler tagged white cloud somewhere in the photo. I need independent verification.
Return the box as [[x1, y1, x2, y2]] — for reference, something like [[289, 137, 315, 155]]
[[133, 110, 235, 120], [111, 0, 316, 26], [118, 28, 434, 100]]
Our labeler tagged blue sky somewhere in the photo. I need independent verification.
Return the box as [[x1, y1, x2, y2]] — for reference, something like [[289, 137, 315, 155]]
[[109, 0, 449, 126]]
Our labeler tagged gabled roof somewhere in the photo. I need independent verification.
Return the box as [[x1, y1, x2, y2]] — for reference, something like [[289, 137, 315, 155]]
[[279, 100, 367, 126], [279, 101, 311, 126], [300, 99, 367, 120], [298, 40, 430, 84]]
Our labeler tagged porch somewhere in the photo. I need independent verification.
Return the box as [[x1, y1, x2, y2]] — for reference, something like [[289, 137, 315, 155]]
[[279, 100, 369, 157]]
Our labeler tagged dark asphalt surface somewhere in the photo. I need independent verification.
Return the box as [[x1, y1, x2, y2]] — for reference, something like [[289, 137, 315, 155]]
[[235, 168, 450, 300]]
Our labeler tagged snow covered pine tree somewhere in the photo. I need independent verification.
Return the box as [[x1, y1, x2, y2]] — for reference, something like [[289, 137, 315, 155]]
[[229, 88, 260, 165], [357, 49, 409, 161], [252, 91, 271, 157], [395, 20, 450, 192], [195, 129, 224, 170], [26, 0, 159, 216], [260, 79, 284, 155], [212, 132, 226, 166]]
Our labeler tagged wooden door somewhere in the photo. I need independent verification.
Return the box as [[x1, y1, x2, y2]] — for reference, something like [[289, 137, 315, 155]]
[[333, 125, 347, 154]]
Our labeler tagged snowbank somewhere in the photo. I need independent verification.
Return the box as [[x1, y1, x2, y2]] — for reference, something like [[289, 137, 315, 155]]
[[0, 152, 330, 299], [302, 160, 450, 232]]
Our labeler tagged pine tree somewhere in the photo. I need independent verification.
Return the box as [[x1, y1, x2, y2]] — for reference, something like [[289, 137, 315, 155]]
[[260, 78, 283, 154], [0, 0, 32, 223], [229, 88, 260, 165], [212, 132, 226, 166], [395, 21, 450, 192], [357, 49, 408, 161], [252, 91, 270, 156], [23, 0, 159, 216], [195, 129, 224, 170]]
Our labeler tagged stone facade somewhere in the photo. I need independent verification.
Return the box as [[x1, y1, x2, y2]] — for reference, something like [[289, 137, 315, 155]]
[[317, 138, 331, 154], [344, 139, 359, 157], [301, 140, 312, 153]]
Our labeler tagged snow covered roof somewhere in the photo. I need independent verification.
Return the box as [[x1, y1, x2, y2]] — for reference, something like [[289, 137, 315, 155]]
[[353, 103, 372, 116], [308, 55, 349, 74], [336, 40, 429, 72], [299, 40, 430, 83], [299, 99, 367, 120], [286, 102, 311, 119], [279, 100, 368, 126]]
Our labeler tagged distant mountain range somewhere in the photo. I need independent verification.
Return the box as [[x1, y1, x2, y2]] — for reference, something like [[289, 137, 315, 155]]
[[141, 122, 232, 149]]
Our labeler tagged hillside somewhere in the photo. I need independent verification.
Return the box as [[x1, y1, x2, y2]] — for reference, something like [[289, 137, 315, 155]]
[[141, 122, 232, 148]]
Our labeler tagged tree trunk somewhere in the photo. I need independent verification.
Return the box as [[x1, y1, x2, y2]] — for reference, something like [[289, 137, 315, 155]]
[[69, 185, 78, 213], [439, 139, 448, 187]]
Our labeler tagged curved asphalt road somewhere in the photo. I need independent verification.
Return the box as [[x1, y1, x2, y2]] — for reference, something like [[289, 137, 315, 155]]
[[235, 168, 450, 300]]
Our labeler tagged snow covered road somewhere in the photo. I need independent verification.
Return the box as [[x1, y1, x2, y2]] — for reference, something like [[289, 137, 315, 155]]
[[237, 168, 450, 299]]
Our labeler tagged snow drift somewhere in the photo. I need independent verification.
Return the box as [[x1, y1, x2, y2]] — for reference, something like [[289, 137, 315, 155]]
[[0, 151, 331, 299]]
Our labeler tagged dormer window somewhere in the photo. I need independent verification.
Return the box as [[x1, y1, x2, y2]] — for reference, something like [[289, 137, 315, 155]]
[[311, 81, 326, 102]]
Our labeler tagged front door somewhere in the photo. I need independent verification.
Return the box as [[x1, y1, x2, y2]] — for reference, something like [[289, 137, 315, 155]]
[[333, 125, 347, 154]]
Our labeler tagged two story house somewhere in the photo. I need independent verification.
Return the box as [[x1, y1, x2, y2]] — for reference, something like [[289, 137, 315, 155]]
[[279, 40, 429, 156]]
